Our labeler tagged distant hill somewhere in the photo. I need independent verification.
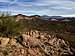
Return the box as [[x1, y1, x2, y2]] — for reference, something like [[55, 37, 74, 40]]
[[41, 15, 64, 20], [14, 14, 75, 21]]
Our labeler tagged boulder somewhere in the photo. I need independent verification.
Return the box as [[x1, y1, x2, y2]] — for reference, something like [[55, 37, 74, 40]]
[[0, 37, 9, 46]]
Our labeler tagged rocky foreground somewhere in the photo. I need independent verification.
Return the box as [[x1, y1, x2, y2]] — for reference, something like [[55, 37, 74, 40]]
[[0, 30, 74, 56]]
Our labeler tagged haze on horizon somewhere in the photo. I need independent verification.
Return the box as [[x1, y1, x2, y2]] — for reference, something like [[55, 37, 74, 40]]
[[0, 0, 75, 17]]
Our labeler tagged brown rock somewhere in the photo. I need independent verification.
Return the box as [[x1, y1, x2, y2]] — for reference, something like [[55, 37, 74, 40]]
[[0, 37, 9, 46]]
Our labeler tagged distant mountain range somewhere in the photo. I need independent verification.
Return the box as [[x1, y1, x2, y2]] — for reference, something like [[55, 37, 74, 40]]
[[41, 15, 75, 21], [15, 14, 75, 21], [41, 15, 64, 20]]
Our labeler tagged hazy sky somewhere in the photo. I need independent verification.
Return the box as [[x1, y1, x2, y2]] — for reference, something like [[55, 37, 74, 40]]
[[0, 0, 75, 16]]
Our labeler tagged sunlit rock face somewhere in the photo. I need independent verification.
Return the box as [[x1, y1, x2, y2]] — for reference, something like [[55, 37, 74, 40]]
[[0, 37, 10, 46], [15, 14, 41, 22], [0, 30, 74, 56], [15, 14, 25, 21]]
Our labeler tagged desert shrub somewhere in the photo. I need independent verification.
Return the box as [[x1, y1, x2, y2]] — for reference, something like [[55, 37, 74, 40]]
[[0, 12, 24, 38]]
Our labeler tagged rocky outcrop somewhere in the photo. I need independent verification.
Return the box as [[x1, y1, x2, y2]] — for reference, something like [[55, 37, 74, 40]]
[[21, 30, 74, 56], [0, 30, 74, 56]]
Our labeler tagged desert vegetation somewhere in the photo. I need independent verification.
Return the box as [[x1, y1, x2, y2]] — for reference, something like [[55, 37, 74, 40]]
[[0, 12, 75, 56], [0, 12, 24, 38]]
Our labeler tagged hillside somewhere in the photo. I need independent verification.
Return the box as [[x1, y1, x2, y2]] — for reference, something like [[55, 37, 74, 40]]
[[0, 30, 74, 56], [0, 14, 75, 56]]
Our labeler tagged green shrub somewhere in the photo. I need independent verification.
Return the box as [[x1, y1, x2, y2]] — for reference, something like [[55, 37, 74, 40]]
[[0, 12, 23, 38]]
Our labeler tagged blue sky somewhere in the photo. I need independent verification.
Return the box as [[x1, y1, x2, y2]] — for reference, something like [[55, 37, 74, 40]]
[[0, 0, 75, 16]]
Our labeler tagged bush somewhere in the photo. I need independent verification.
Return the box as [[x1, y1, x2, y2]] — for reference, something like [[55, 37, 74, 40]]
[[0, 12, 24, 37]]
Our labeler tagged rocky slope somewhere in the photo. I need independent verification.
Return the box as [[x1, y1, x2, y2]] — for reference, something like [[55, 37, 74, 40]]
[[0, 30, 74, 56]]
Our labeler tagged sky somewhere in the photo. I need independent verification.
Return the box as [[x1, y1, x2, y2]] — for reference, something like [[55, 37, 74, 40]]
[[0, 0, 75, 16]]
